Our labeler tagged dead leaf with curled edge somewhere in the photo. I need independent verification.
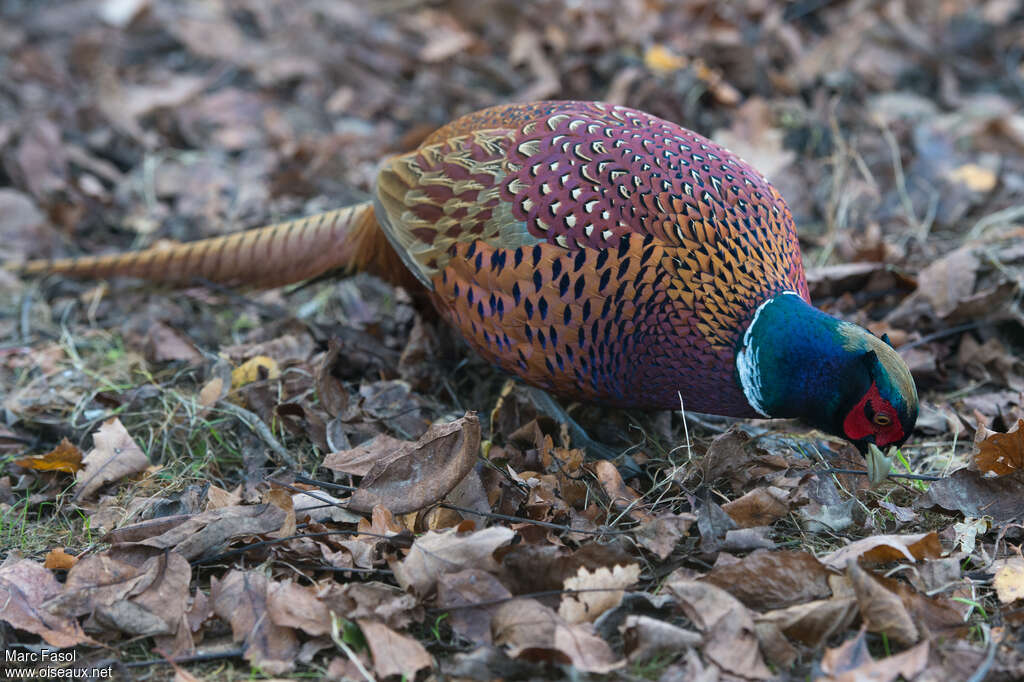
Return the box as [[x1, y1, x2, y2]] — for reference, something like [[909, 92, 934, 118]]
[[345, 412, 481, 515], [993, 556, 1024, 604], [820, 532, 942, 571], [974, 418, 1024, 476], [559, 564, 641, 624], [15, 438, 83, 474], [74, 418, 150, 501]]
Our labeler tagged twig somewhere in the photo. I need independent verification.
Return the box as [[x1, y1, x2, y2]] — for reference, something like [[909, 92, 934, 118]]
[[820, 467, 941, 482]]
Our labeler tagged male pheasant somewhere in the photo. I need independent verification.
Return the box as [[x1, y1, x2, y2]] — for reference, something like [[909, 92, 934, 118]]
[[20, 101, 918, 455]]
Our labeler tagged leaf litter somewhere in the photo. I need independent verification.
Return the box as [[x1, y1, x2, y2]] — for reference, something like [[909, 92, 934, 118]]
[[2, 0, 1024, 680]]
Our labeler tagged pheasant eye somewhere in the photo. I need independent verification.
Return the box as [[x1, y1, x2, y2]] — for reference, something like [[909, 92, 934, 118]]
[[873, 414, 892, 427]]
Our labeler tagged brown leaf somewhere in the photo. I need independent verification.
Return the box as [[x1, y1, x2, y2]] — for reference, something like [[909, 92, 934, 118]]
[[821, 532, 942, 571], [43, 548, 78, 571], [635, 512, 695, 559], [144, 322, 202, 364], [974, 418, 1024, 476], [702, 549, 833, 610], [593, 460, 652, 522], [847, 561, 919, 646], [266, 580, 332, 636], [106, 503, 286, 561], [314, 340, 349, 418], [211, 570, 299, 675], [45, 554, 150, 618], [721, 487, 790, 528], [559, 564, 640, 624], [392, 526, 514, 597], [0, 559, 90, 647], [321, 582, 421, 631], [264, 488, 296, 539], [820, 629, 929, 682], [15, 438, 83, 474], [665, 579, 772, 679], [358, 619, 434, 679], [437, 569, 512, 644], [921, 468, 1024, 522], [621, 615, 702, 664], [756, 597, 859, 647], [74, 418, 150, 501], [323, 433, 409, 476], [347, 413, 481, 514], [492, 598, 623, 673]]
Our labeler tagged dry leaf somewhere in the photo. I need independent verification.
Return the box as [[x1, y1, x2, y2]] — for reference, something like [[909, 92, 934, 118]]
[[621, 615, 702, 663], [267, 580, 332, 636], [358, 619, 433, 679], [593, 460, 651, 522], [702, 549, 833, 610], [721, 487, 790, 528], [847, 561, 919, 646], [346, 413, 481, 514], [492, 598, 623, 673], [0, 559, 90, 647], [948, 163, 998, 192], [974, 418, 1024, 476], [437, 569, 512, 644], [993, 557, 1024, 604], [212, 570, 299, 675], [43, 548, 78, 570], [74, 418, 150, 500], [821, 532, 942, 570], [392, 526, 514, 597], [231, 355, 280, 388], [15, 438, 83, 474], [820, 629, 929, 682], [559, 564, 640, 624], [666, 579, 772, 679]]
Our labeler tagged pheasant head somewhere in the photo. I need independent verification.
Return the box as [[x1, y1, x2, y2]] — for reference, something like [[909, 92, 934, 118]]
[[736, 291, 918, 453]]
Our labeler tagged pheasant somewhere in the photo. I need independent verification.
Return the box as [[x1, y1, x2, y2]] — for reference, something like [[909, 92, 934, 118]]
[[19, 101, 918, 460]]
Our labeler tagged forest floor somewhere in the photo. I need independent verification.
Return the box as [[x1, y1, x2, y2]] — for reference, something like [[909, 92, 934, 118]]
[[2, 1, 1024, 680]]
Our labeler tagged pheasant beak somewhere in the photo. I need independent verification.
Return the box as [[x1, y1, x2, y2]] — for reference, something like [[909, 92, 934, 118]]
[[865, 442, 894, 487]]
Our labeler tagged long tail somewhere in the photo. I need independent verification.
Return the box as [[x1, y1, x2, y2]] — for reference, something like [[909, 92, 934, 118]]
[[16, 203, 419, 290]]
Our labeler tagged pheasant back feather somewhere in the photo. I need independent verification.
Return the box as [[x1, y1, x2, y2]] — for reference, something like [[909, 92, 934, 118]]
[[375, 101, 808, 412]]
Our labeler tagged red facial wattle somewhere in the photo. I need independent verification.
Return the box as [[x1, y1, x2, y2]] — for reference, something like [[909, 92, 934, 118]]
[[842, 381, 905, 446]]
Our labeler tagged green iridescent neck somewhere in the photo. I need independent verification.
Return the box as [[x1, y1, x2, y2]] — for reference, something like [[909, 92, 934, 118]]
[[735, 292, 871, 432]]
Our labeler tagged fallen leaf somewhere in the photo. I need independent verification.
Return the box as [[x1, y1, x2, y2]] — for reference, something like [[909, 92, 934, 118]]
[[15, 438, 83, 474], [993, 557, 1024, 604], [346, 413, 481, 514], [847, 561, 918, 646], [821, 532, 942, 570], [437, 569, 513, 644], [593, 460, 651, 522], [665, 579, 772, 679], [231, 355, 280, 388], [392, 526, 514, 597], [635, 512, 695, 559], [358, 619, 434, 679], [919, 469, 1024, 523], [74, 418, 150, 500], [644, 44, 688, 73], [820, 629, 929, 682], [722, 487, 790, 528], [492, 598, 624, 673], [756, 596, 859, 647], [267, 580, 332, 636], [144, 322, 202, 363], [974, 418, 1024, 476], [324, 433, 410, 476], [211, 570, 299, 675], [559, 564, 640, 624], [948, 163, 997, 193], [43, 548, 77, 571], [0, 559, 90, 647], [702, 549, 833, 610], [621, 615, 702, 664], [105, 503, 286, 561]]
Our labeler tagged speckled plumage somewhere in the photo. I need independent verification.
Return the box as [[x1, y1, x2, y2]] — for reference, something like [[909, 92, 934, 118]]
[[375, 101, 808, 414], [21, 101, 917, 450]]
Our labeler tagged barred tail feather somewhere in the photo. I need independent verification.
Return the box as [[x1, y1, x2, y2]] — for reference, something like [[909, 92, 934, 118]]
[[16, 202, 419, 291]]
